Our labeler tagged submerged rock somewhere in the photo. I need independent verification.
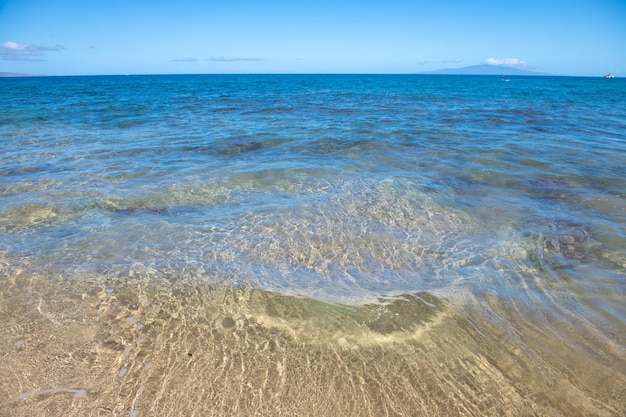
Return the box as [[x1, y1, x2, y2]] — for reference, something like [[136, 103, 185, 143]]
[[215, 140, 263, 156], [543, 220, 591, 260], [184, 140, 263, 157], [110, 205, 169, 214], [530, 178, 573, 202]]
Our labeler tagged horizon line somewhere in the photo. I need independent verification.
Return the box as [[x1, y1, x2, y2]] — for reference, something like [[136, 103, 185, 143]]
[[0, 71, 617, 78]]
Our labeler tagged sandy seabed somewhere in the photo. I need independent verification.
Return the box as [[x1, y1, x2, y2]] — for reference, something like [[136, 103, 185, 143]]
[[0, 267, 624, 417]]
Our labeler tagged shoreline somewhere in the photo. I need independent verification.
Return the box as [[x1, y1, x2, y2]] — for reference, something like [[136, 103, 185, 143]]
[[1, 269, 623, 416]]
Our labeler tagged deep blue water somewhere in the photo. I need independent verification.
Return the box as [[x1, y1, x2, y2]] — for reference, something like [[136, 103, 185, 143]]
[[1, 74, 625, 315]]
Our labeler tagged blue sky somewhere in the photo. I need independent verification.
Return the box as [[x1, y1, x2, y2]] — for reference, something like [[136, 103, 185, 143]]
[[1, 0, 624, 76]]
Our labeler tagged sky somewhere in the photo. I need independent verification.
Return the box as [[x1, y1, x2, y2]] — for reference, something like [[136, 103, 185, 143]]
[[0, 0, 625, 76]]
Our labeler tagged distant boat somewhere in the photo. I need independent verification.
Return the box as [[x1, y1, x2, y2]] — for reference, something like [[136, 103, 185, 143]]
[[604, 73, 615, 79]]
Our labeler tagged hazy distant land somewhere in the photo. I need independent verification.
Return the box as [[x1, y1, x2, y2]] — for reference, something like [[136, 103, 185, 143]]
[[0, 72, 44, 77], [423, 64, 548, 76]]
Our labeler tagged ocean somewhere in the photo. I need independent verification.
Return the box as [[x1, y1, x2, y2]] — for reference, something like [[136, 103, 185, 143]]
[[1, 74, 624, 416]]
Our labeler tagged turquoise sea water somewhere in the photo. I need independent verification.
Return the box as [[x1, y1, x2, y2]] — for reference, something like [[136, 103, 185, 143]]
[[1, 74, 625, 416]]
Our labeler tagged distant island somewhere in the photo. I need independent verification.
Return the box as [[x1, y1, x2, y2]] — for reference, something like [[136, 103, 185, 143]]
[[423, 64, 547, 76], [0, 72, 43, 77]]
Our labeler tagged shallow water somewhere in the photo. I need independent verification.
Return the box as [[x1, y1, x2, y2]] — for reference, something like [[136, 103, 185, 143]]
[[1, 74, 625, 416]]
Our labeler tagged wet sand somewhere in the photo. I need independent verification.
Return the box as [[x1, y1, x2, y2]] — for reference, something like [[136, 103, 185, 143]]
[[1, 266, 624, 417]]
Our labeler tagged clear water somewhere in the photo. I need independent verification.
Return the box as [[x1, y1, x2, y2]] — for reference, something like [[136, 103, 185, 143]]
[[1, 74, 625, 416]]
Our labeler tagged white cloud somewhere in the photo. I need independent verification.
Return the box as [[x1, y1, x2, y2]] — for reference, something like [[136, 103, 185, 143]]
[[206, 56, 263, 62], [169, 57, 199, 63], [482, 57, 528, 68], [0, 41, 64, 61]]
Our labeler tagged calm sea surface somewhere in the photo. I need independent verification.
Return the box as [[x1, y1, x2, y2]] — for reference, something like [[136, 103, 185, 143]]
[[1, 74, 625, 416]]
